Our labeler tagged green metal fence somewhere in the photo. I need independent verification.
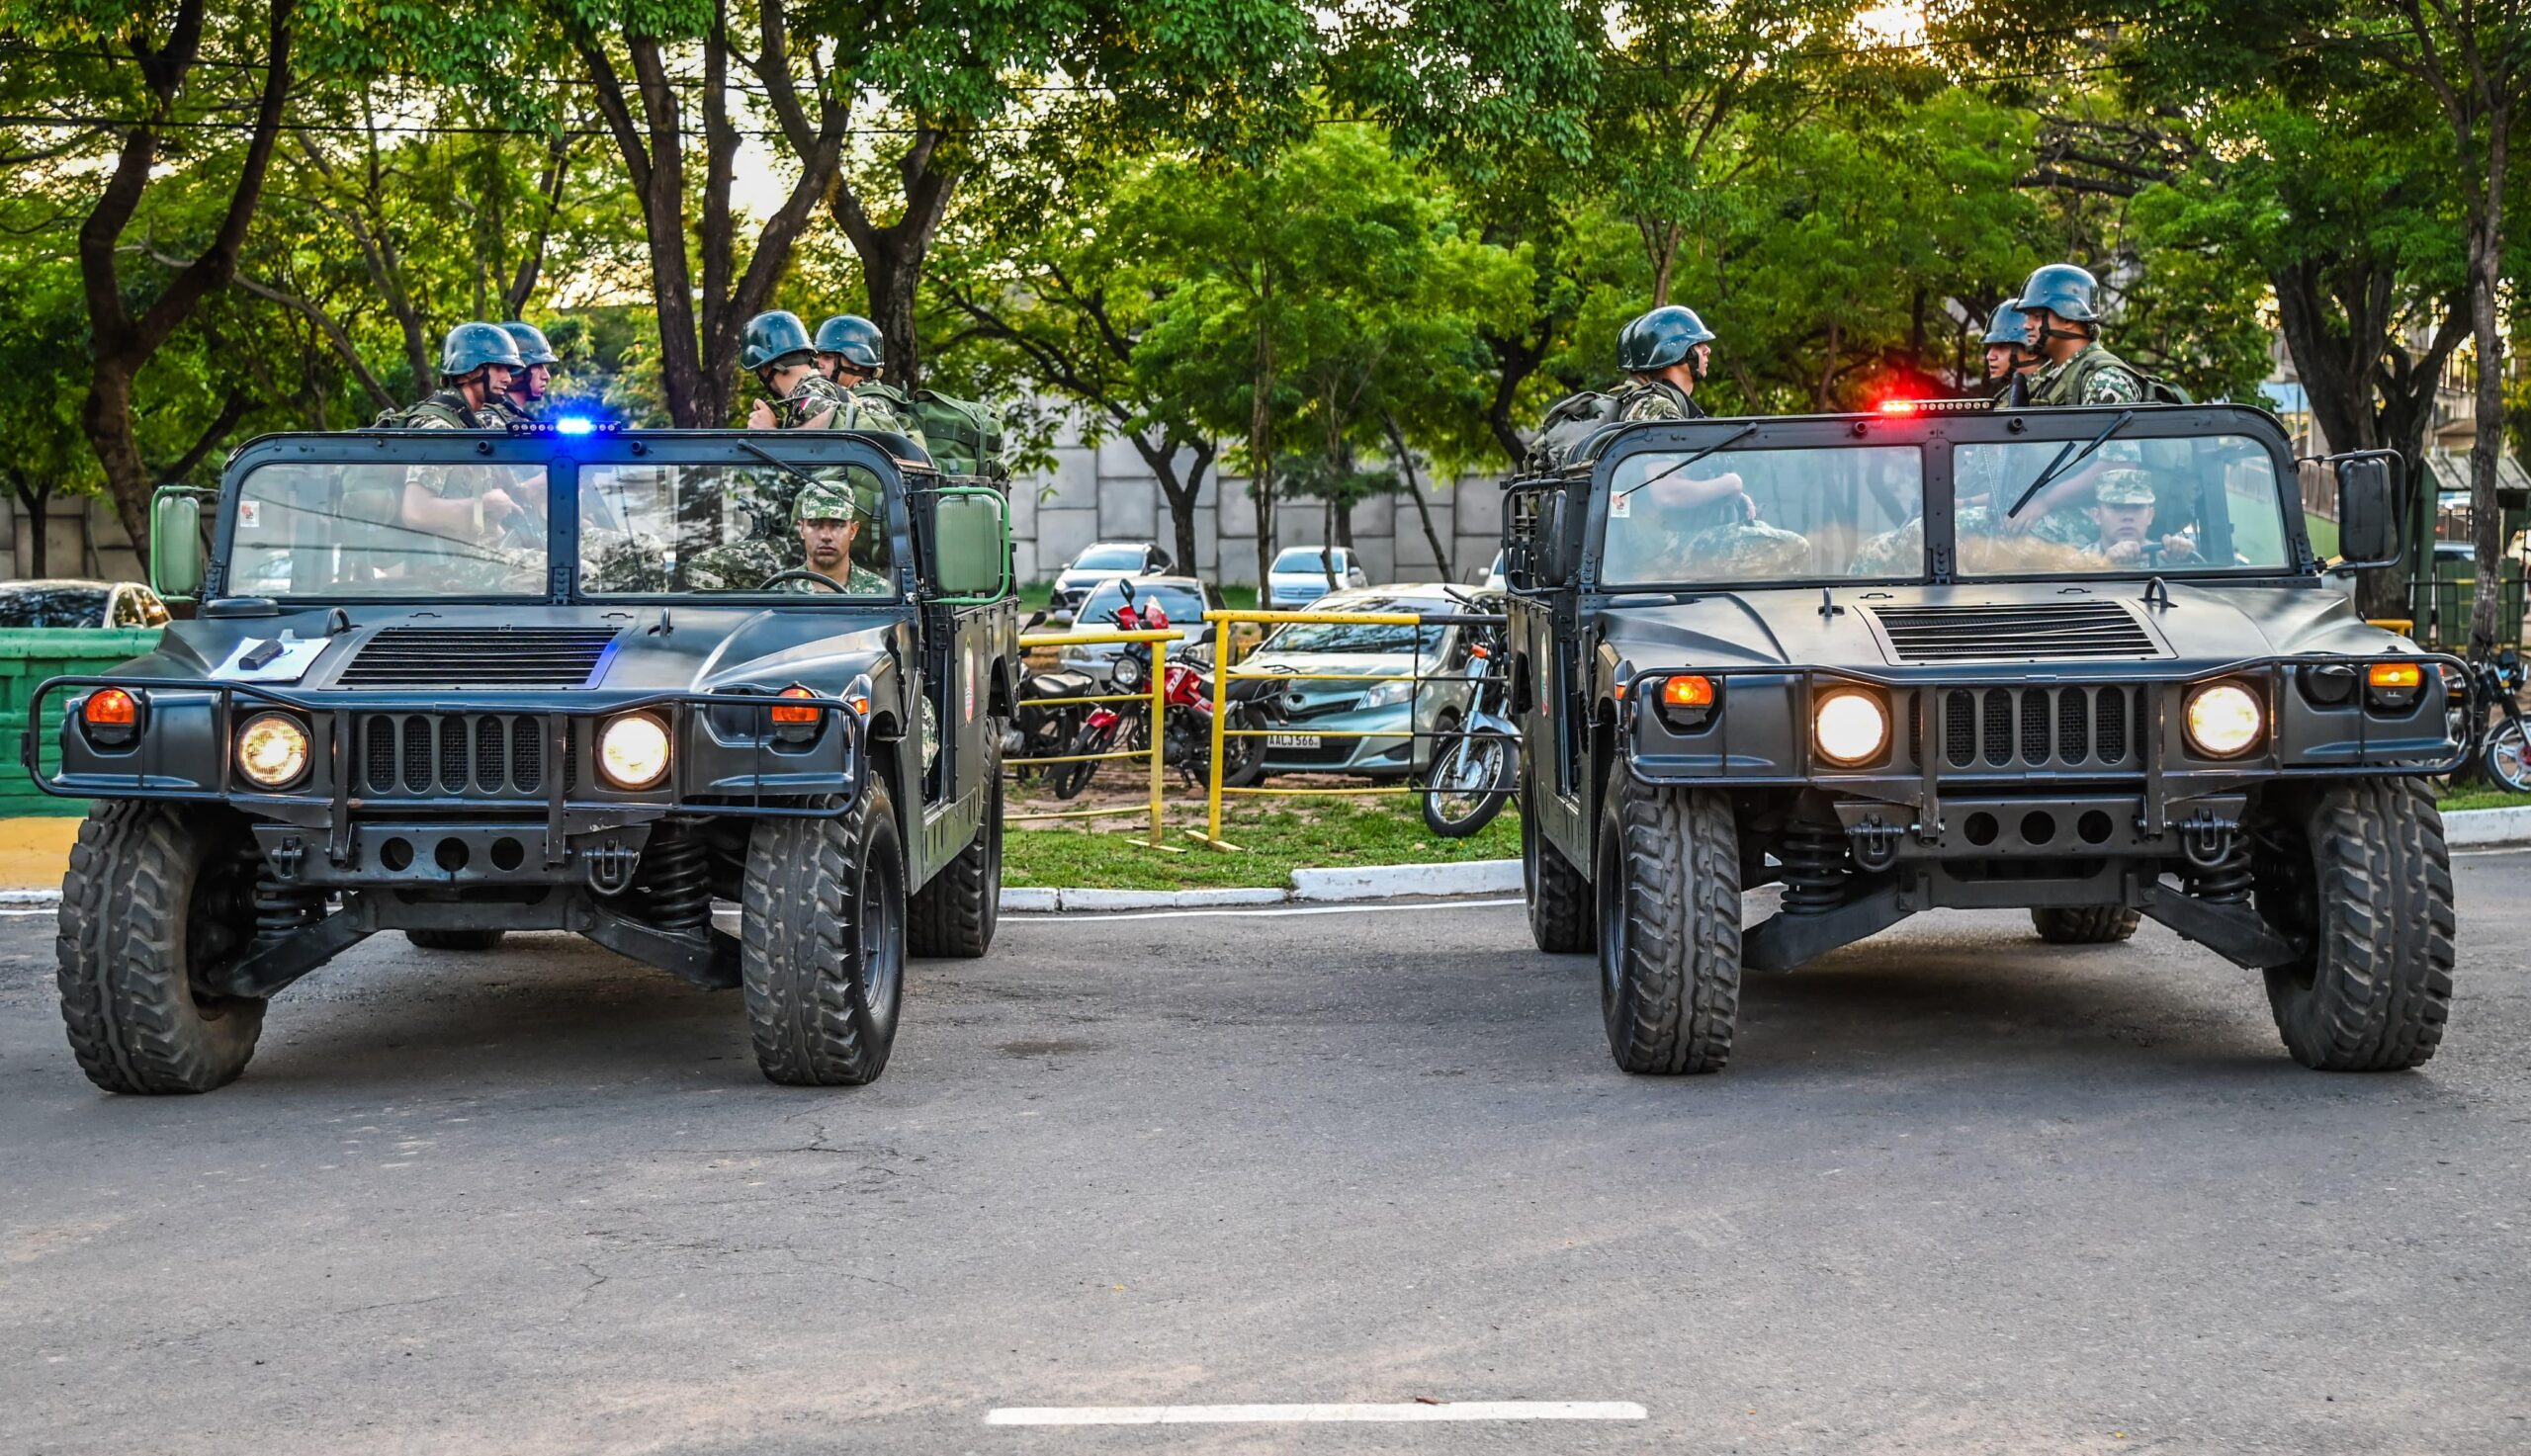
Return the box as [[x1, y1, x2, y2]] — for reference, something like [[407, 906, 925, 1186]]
[[0, 628, 163, 816]]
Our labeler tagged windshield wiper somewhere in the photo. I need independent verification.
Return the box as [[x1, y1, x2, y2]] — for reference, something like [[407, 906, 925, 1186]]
[[734, 439, 880, 522], [1613, 423, 1759, 502], [2004, 409, 2135, 522]]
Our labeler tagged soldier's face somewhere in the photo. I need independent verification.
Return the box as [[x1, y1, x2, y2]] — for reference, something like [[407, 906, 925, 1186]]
[[1984, 344, 2024, 381], [482, 363, 518, 396], [2089, 500, 2154, 544], [517, 363, 552, 401], [799, 517, 855, 572]]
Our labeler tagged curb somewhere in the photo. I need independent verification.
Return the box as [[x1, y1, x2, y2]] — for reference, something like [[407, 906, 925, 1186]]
[[2447, 805, 2531, 847], [1000, 859, 1522, 912]]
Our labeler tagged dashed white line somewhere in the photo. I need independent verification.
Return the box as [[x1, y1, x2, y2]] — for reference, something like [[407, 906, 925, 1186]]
[[984, 1401, 1646, 1426]]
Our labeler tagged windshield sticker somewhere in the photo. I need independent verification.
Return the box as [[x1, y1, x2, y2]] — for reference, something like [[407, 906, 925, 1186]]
[[237, 500, 261, 531], [1608, 493, 1630, 519]]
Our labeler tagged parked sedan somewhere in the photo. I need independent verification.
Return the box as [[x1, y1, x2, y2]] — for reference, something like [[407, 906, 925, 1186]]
[[1236, 585, 1490, 779], [1050, 541, 1174, 617], [1055, 574, 1223, 688], [1265, 546, 1369, 609], [0, 578, 170, 629]]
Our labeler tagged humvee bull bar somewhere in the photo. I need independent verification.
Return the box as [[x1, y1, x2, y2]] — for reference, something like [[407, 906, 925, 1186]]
[[23, 674, 867, 871], [1618, 650, 2471, 841]]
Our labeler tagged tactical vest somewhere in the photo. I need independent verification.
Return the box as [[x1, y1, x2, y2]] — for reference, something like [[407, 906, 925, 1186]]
[[871, 383, 1005, 479], [374, 390, 488, 430], [2028, 344, 2191, 407]]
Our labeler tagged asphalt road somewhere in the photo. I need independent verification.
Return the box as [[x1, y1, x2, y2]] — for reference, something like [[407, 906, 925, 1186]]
[[4, 853, 2529, 1455]]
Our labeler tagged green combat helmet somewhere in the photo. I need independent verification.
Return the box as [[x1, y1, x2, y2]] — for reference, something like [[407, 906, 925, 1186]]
[[441, 321, 526, 381], [814, 315, 884, 372], [742, 310, 817, 373], [1617, 304, 1718, 374], [2010, 264, 2104, 324], [500, 321, 560, 367]]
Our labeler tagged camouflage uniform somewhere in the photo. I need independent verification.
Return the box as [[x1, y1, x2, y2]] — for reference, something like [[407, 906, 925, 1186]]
[[2025, 342, 2146, 406], [1679, 519, 1811, 576], [846, 380, 923, 443], [1612, 378, 1706, 423], [2086, 467, 2199, 565], [683, 475, 889, 594]]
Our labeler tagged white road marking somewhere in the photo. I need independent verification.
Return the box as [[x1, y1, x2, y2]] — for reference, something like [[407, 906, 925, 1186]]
[[984, 1401, 1646, 1426], [1013, 897, 1525, 924]]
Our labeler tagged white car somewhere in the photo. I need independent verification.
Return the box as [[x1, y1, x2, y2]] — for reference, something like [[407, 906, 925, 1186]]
[[1051, 542, 1173, 617], [1266, 547, 1369, 609]]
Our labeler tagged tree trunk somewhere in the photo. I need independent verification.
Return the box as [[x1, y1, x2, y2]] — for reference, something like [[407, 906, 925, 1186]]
[[1386, 413, 1451, 581], [8, 475, 53, 578], [1132, 432, 1211, 578], [2464, 216, 2507, 656]]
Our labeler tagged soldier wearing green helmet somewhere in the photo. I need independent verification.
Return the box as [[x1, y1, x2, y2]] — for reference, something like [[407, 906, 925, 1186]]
[[1612, 304, 1718, 422], [812, 313, 916, 437], [683, 469, 892, 594], [389, 322, 547, 557], [495, 320, 561, 425], [2009, 264, 2146, 407], [2084, 467, 2200, 566], [742, 310, 866, 431]]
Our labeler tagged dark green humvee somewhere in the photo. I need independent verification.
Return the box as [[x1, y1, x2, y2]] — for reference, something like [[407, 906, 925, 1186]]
[[1502, 401, 2461, 1075], [31, 424, 1018, 1092]]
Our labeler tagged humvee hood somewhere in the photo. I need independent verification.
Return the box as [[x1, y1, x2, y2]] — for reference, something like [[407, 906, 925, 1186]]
[[1595, 580, 2395, 675]]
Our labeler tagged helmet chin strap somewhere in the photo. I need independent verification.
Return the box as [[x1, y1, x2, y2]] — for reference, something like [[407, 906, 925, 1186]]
[[2035, 314, 2093, 351]]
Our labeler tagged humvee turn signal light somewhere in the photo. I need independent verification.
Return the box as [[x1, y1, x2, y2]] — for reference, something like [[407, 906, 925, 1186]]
[[83, 689, 138, 728], [769, 685, 822, 726], [2367, 662, 2422, 690], [1653, 674, 1718, 732]]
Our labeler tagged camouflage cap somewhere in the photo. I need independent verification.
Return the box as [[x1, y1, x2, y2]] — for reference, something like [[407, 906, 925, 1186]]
[[2092, 469, 2156, 506], [791, 477, 863, 524]]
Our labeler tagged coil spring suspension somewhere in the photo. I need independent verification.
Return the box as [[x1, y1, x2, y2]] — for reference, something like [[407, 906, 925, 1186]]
[[250, 875, 324, 948], [639, 827, 712, 929], [1779, 820, 1851, 915], [2188, 837, 2254, 904]]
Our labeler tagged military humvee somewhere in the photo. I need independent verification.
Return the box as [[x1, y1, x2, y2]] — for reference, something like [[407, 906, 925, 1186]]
[[31, 423, 1018, 1092], [1501, 400, 2461, 1075]]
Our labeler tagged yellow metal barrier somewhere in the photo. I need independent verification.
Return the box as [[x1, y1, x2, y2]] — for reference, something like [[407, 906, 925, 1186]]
[[1008, 627, 1177, 850], [1195, 608, 1488, 851]]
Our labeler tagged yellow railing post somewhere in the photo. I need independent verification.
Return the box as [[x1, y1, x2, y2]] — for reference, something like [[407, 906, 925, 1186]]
[[1206, 619, 1232, 847], [1147, 634, 1167, 849]]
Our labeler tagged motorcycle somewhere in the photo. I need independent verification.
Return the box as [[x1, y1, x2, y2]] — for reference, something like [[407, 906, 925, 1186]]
[[1421, 600, 1517, 838], [1048, 588, 1278, 797], [1005, 663, 1098, 785]]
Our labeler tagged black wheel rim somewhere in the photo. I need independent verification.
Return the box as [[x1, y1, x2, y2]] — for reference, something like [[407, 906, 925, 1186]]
[[859, 843, 905, 1037]]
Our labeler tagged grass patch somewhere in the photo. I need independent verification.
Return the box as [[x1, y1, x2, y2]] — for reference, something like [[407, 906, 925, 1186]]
[[1004, 793, 1520, 891], [2437, 786, 2531, 814]]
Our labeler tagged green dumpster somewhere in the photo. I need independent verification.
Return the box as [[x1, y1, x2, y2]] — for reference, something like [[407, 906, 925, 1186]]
[[0, 628, 165, 816]]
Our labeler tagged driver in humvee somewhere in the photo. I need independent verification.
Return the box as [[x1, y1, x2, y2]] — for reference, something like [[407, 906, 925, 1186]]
[[683, 476, 889, 593], [2082, 468, 2201, 566]]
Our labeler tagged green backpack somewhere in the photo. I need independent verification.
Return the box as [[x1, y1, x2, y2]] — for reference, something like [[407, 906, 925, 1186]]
[[901, 388, 1007, 480]]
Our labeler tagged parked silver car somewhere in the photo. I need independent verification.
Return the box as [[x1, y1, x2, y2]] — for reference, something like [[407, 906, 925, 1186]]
[[1265, 546, 1369, 609], [1237, 585, 1494, 778], [1050, 541, 1174, 617]]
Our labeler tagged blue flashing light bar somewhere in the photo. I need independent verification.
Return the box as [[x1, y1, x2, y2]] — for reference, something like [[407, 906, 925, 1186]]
[[504, 417, 622, 437], [552, 415, 598, 435]]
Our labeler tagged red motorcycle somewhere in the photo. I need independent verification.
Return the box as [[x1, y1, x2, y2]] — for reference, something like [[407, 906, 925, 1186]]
[[1048, 592, 1273, 797]]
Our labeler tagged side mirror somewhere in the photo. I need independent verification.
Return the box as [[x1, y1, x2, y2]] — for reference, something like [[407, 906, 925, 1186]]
[[149, 487, 206, 601], [926, 485, 1010, 603], [2334, 452, 2402, 569]]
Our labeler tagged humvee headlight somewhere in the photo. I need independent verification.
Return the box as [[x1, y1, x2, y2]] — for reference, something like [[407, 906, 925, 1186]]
[[235, 713, 310, 788], [598, 713, 671, 789], [1813, 690, 1888, 766], [2185, 683, 2263, 758]]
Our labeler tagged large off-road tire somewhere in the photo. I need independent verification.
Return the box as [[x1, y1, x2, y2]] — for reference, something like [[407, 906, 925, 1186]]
[[742, 780, 907, 1086], [2029, 906, 2140, 944], [55, 802, 267, 1095], [1521, 773, 1593, 953], [1597, 773, 1742, 1074], [2253, 779, 2455, 1071], [405, 928, 506, 951], [909, 725, 1002, 959]]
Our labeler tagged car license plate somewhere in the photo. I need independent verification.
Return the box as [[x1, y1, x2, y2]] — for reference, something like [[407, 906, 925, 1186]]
[[1266, 733, 1321, 750]]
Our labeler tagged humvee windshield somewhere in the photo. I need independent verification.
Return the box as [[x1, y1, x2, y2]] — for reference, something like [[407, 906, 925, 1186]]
[[578, 461, 897, 597], [1600, 431, 2298, 586], [1603, 445, 1922, 587], [228, 461, 551, 598]]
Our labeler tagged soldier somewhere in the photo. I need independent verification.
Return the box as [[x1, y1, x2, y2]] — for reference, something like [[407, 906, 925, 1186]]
[[2009, 264, 2146, 406], [742, 310, 857, 430], [814, 313, 919, 438], [1983, 300, 2042, 402], [685, 472, 890, 594], [393, 322, 544, 554], [2085, 468, 2199, 566], [496, 320, 561, 425], [1612, 304, 1718, 421]]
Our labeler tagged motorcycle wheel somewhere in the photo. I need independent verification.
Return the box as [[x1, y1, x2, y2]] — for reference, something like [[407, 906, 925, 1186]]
[[1048, 724, 1107, 800], [1220, 705, 1268, 789], [2487, 718, 2531, 793], [1423, 729, 1513, 839]]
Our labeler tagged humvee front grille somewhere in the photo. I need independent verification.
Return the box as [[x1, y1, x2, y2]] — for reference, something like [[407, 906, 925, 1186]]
[[355, 713, 572, 797], [336, 627, 619, 688], [1870, 603, 2160, 662], [1926, 684, 2144, 772]]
